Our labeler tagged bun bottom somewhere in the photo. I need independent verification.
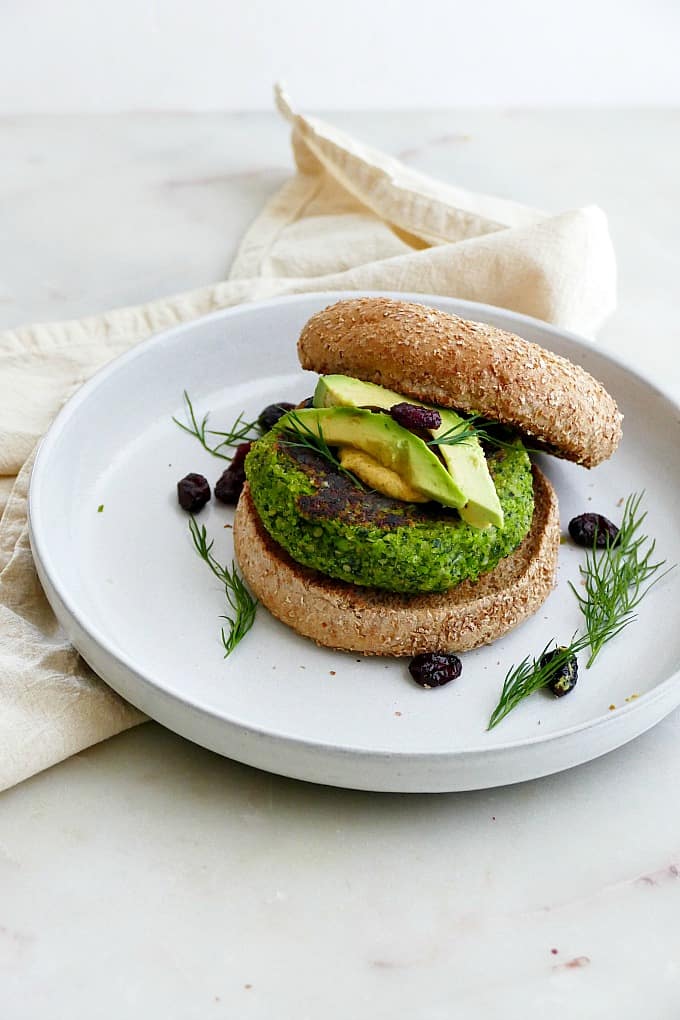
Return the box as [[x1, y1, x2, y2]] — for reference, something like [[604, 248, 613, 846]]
[[234, 469, 560, 656]]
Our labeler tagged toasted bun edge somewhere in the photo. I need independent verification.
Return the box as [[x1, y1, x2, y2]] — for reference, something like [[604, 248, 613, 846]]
[[297, 297, 622, 468], [233, 469, 560, 656]]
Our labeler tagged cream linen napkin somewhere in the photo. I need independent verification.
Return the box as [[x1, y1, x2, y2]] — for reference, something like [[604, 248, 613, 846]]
[[0, 87, 616, 791]]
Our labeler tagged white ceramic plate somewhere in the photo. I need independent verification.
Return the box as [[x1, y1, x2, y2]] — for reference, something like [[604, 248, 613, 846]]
[[29, 292, 680, 792]]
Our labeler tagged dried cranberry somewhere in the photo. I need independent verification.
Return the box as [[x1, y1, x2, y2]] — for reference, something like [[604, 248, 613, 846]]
[[214, 443, 251, 505], [258, 402, 296, 432], [409, 652, 462, 689], [539, 647, 578, 698], [568, 513, 619, 548], [230, 441, 252, 470], [177, 473, 211, 512], [390, 402, 442, 432], [215, 467, 244, 504]]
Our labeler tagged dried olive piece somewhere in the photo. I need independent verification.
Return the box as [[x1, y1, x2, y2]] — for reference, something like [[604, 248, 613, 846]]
[[177, 473, 211, 512], [258, 402, 296, 433], [539, 647, 578, 697], [568, 513, 619, 548], [390, 402, 442, 432], [409, 652, 462, 689]]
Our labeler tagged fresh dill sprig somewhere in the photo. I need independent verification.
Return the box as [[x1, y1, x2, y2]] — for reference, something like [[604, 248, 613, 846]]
[[488, 635, 591, 730], [570, 491, 671, 667], [280, 410, 366, 490], [173, 390, 258, 461], [188, 516, 257, 656], [488, 492, 673, 729], [427, 414, 534, 453]]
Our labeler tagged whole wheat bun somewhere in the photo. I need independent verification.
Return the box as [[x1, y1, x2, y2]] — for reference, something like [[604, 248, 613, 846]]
[[234, 467, 560, 656], [298, 297, 622, 468]]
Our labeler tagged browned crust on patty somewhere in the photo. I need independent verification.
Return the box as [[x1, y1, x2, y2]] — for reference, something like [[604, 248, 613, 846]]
[[233, 469, 560, 656], [297, 297, 622, 468]]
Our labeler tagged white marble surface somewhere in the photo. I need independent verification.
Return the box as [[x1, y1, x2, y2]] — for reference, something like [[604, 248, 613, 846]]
[[2, 111, 680, 1018]]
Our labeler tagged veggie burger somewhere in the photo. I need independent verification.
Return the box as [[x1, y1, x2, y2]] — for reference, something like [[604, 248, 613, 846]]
[[233, 298, 622, 655]]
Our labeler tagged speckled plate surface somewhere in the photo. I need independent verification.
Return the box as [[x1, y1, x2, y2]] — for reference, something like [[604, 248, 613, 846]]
[[28, 292, 680, 792]]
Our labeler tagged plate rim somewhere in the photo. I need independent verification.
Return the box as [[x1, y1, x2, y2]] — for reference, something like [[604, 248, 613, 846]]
[[28, 290, 680, 761]]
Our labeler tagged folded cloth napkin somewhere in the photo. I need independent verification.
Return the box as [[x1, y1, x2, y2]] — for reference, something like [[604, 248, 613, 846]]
[[0, 86, 617, 791]]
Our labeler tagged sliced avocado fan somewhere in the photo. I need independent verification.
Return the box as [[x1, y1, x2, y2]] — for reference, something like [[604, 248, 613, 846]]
[[287, 407, 469, 509], [313, 374, 505, 529]]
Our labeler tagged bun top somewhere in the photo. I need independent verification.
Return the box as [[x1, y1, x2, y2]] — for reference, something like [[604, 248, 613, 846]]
[[297, 297, 622, 468]]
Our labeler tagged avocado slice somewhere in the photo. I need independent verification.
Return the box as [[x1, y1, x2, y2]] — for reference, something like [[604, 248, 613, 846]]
[[280, 407, 468, 509], [314, 375, 407, 410], [338, 448, 430, 503], [312, 375, 504, 529]]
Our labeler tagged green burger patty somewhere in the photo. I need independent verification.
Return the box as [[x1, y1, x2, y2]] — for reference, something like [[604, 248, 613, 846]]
[[244, 429, 535, 594]]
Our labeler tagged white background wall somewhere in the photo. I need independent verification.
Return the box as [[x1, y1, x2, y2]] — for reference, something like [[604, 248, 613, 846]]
[[1, 0, 679, 112]]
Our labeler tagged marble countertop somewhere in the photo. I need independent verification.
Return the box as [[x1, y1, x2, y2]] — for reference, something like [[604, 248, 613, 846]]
[[2, 110, 680, 1018]]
